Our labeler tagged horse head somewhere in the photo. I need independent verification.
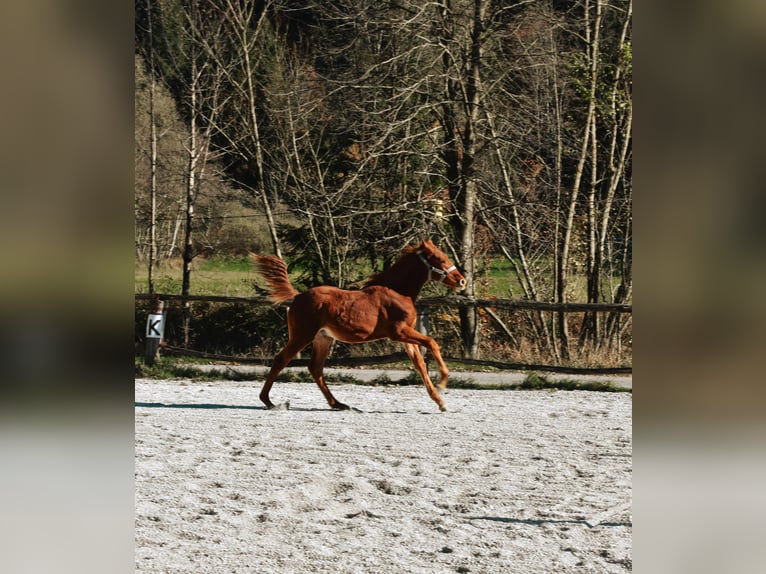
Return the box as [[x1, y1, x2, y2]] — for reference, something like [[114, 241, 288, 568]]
[[415, 240, 467, 291]]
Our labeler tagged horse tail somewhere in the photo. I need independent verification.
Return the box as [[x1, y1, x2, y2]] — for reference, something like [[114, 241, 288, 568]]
[[250, 254, 300, 304]]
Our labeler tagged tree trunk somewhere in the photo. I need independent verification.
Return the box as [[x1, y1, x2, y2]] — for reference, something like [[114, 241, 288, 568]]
[[438, 0, 483, 359], [181, 27, 198, 348], [597, 0, 632, 351], [556, 0, 601, 360], [458, 0, 487, 359], [240, 8, 282, 260], [580, 0, 603, 349], [484, 107, 553, 354], [146, 0, 157, 295]]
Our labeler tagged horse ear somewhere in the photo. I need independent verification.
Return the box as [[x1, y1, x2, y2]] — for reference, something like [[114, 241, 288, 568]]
[[414, 239, 435, 254]]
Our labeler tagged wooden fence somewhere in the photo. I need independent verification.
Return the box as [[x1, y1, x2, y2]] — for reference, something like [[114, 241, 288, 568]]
[[135, 293, 632, 375], [135, 292, 631, 313]]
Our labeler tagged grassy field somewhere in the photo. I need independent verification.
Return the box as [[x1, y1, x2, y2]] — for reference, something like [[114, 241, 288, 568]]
[[135, 255, 597, 300], [135, 256, 261, 297]]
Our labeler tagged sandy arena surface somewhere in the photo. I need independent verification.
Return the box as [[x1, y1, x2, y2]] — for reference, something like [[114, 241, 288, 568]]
[[135, 378, 632, 573]]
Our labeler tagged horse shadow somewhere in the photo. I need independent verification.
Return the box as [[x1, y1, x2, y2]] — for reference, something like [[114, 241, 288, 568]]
[[135, 402, 265, 411], [134, 401, 413, 414], [467, 515, 632, 529]]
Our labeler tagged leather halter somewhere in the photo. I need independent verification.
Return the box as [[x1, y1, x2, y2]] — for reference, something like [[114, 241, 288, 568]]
[[417, 252, 457, 283]]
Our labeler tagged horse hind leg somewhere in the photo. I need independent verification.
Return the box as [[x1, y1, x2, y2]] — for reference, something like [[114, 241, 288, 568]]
[[309, 331, 349, 410], [261, 335, 312, 409]]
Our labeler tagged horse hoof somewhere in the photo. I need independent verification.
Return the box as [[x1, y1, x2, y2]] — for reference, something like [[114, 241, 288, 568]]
[[438, 404, 447, 412], [332, 403, 350, 411], [263, 400, 290, 410]]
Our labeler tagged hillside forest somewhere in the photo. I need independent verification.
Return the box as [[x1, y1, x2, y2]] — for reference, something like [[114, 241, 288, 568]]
[[134, 0, 632, 364]]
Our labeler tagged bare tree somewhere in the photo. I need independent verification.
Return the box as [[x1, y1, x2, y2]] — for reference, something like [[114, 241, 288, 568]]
[[264, 0, 459, 283], [196, 0, 284, 259], [146, 0, 159, 294], [580, 0, 632, 350]]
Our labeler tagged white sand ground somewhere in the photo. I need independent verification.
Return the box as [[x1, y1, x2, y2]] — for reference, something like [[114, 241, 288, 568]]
[[135, 378, 632, 573]]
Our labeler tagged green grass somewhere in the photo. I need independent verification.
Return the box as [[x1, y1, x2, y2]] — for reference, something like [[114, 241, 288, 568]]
[[517, 372, 629, 393], [135, 254, 598, 301], [138, 254, 610, 300], [197, 255, 255, 273], [480, 257, 524, 298], [477, 256, 595, 301], [135, 252, 631, 305], [135, 256, 260, 297]]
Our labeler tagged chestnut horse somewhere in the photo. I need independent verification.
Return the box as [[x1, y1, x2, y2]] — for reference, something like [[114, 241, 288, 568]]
[[251, 240, 466, 412]]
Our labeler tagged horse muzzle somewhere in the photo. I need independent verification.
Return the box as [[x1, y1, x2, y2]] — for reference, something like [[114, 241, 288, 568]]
[[445, 271, 467, 291]]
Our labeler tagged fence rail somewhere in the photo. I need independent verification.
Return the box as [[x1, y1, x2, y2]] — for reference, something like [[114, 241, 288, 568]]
[[134, 293, 632, 313]]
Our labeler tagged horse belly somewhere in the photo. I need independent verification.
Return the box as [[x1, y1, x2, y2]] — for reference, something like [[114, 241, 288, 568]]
[[322, 296, 383, 343], [319, 325, 378, 343]]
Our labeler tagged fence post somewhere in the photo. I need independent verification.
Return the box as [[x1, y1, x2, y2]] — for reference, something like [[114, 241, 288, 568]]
[[144, 296, 166, 366]]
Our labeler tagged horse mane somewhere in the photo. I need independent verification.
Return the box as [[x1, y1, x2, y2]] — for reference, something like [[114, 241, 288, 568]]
[[363, 242, 424, 289]]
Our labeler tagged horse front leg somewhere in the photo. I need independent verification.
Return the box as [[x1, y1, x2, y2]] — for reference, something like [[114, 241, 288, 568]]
[[426, 339, 449, 391], [403, 342, 446, 412], [397, 323, 450, 388]]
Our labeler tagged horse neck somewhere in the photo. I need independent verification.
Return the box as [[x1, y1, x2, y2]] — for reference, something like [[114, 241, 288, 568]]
[[366, 254, 428, 300]]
